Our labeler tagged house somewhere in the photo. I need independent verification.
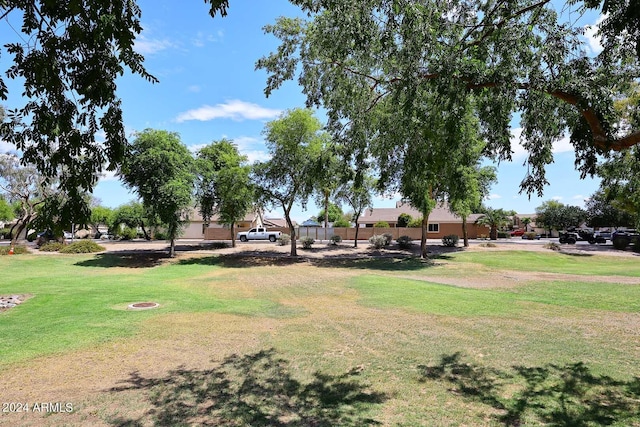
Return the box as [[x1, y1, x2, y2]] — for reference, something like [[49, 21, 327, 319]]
[[182, 208, 296, 240], [358, 201, 488, 239]]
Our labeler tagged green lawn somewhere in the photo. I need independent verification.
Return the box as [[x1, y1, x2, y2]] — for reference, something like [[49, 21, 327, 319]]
[[1, 249, 639, 426]]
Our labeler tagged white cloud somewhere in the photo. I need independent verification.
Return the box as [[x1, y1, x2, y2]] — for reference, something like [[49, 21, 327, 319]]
[[0, 140, 16, 154], [192, 31, 223, 47], [510, 128, 574, 159], [187, 85, 201, 93], [584, 14, 606, 54], [134, 34, 177, 55], [175, 100, 282, 122], [552, 135, 574, 154], [552, 196, 563, 201], [486, 193, 502, 200], [98, 169, 119, 182]]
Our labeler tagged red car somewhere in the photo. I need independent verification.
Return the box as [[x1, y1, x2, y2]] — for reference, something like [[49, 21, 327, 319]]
[[510, 229, 525, 236]]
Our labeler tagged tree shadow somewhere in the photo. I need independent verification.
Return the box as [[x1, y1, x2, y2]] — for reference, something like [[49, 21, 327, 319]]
[[74, 251, 171, 268], [108, 348, 386, 426], [175, 253, 451, 271], [418, 353, 640, 426]]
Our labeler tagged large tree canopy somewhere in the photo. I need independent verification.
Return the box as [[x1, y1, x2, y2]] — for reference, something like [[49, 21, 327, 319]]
[[257, 0, 640, 197], [0, 0, 228, 208]]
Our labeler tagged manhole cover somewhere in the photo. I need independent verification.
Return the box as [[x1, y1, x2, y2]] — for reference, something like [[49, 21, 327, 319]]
[[127, 302, 160, 310]]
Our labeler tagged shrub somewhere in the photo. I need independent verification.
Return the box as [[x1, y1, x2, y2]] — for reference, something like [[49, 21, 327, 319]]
[[543, 242, 561, 251], [396, 235, 413, 249], [369, 234, 387, 249], [118, 227, 138, 241], [277, 234, 291, 246], [39, 242, 64, 252], [397, 213, 412, 228], [332, 218, 350, 227], [374, 221, 390, 228], [154, 230, 168, 240], [382, 233, 393, 246], [301, 236, 315, 249], [407, 218, 423, 228], [0, 245, 29, 255], [497, 231, 510, 239], [0, 228, 12, 240], [524, 232, 537, 240], [60, 240, 105, 253], [442, 234, 459, 247], [329, 235, 342, 245]]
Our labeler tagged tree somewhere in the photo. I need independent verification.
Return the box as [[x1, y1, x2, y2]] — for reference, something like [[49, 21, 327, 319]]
[[585, 190, 634, 229], [195, 139, 253, 247], [90, 205, 114, 237], [0, 196, 13, 222], [476, 208, 510, 240], [110, 201, 153, 239], [397, 213, 412, 228], [0, 1, 229, 225], [450, 165, 497, 247], [335, 173, 375, 248], [252, 108, 325, 256], [257, 0, 640, 201], [0, 154, 53, 246], [521, 217, 532, 232], [535, 201, 587, 234], [316, 203, 343, 225], [119, 129, 195, 257]]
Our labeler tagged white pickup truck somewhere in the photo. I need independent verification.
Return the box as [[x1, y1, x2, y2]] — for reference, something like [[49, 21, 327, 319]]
[[237, 227, 282, 242]]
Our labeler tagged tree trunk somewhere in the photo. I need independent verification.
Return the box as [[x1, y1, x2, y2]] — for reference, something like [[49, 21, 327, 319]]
[[324, 190, 329, 229], [231, 221, 236, 248], [462, 215, 469, 247], [141, 223, 151, 240], [354, 220, 359, 248], [170, 238, 176, 257], [420, 214, 429, 259], [284, 207, 297, 257], [490, 225, 497, 240]]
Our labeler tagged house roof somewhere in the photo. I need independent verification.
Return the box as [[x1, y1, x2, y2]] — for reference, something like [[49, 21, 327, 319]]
[[359, 202, 484, 224]]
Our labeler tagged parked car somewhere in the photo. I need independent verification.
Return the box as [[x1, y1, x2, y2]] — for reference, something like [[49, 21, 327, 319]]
[[521, 233, 541, 240], [237, 227, 282, 242], [510, 229, 525, 236], [558, 232, 579, 244], [588, 231, 610, 244], [611, 229, 639, 249]]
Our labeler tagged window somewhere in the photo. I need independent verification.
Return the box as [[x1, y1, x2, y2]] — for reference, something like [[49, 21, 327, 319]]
[[427, 223, 439, 233]]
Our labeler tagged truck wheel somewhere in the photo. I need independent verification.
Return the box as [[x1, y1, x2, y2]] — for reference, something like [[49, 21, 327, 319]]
[[588, 239, 596, 244], [240, 236, 248, 242], [269, 235, 276, 242], [566, 237, 576, 244]]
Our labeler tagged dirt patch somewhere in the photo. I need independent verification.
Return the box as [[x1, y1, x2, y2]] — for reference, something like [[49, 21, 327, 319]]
[[0, 294, 31, 312]]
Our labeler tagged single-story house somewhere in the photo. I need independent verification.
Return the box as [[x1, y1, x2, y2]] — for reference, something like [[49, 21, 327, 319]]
[[357, 201, 489, 239], [182, 208, 296, 240]]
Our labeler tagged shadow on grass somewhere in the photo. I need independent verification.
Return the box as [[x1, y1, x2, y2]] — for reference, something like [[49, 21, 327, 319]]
[[418, 353, 640, 426], [108, 348, 386, 426], [176, 253, 453, 271], [74, 251, 171, 268]]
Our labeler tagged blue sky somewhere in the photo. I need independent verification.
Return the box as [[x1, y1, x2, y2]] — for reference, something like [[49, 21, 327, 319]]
[[1, 0, 605, 222]]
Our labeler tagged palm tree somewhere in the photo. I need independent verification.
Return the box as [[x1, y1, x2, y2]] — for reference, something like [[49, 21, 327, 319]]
[[476, 208, 510, 240], [521, 217, 532, 232]]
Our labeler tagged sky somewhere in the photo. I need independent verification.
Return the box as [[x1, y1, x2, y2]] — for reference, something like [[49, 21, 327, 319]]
[[0, 0, 606, 222]]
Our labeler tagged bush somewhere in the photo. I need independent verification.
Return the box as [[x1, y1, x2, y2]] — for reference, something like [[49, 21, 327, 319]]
[[332, 218, 351, 227], [442, 234, 459, 247], [497, 231, 510, 239], [118, 227, 138, 241], [0, 228, 12, 240], [277, 234, 291, 246], [59, 240, 105, 253], [369, 234, 387, 249], [397, 213, 412, 228], [208, 241, 230, 249], [543, 242, 562, 251], [39, 242, 64, 252], [154, 230, 168, 240], [300, 236, 315, 249], [374, 221, 390, 228], [396, 235, 413, 249], [407, 218, 423, 228], [329, 235, 342, 245], [0, 245, 29, 255], [524, 232, 537, 240], [382, 233, 393, 246]]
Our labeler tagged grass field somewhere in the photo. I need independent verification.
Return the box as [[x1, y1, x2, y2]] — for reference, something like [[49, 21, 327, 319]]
[[1, 248, 639, 426]]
